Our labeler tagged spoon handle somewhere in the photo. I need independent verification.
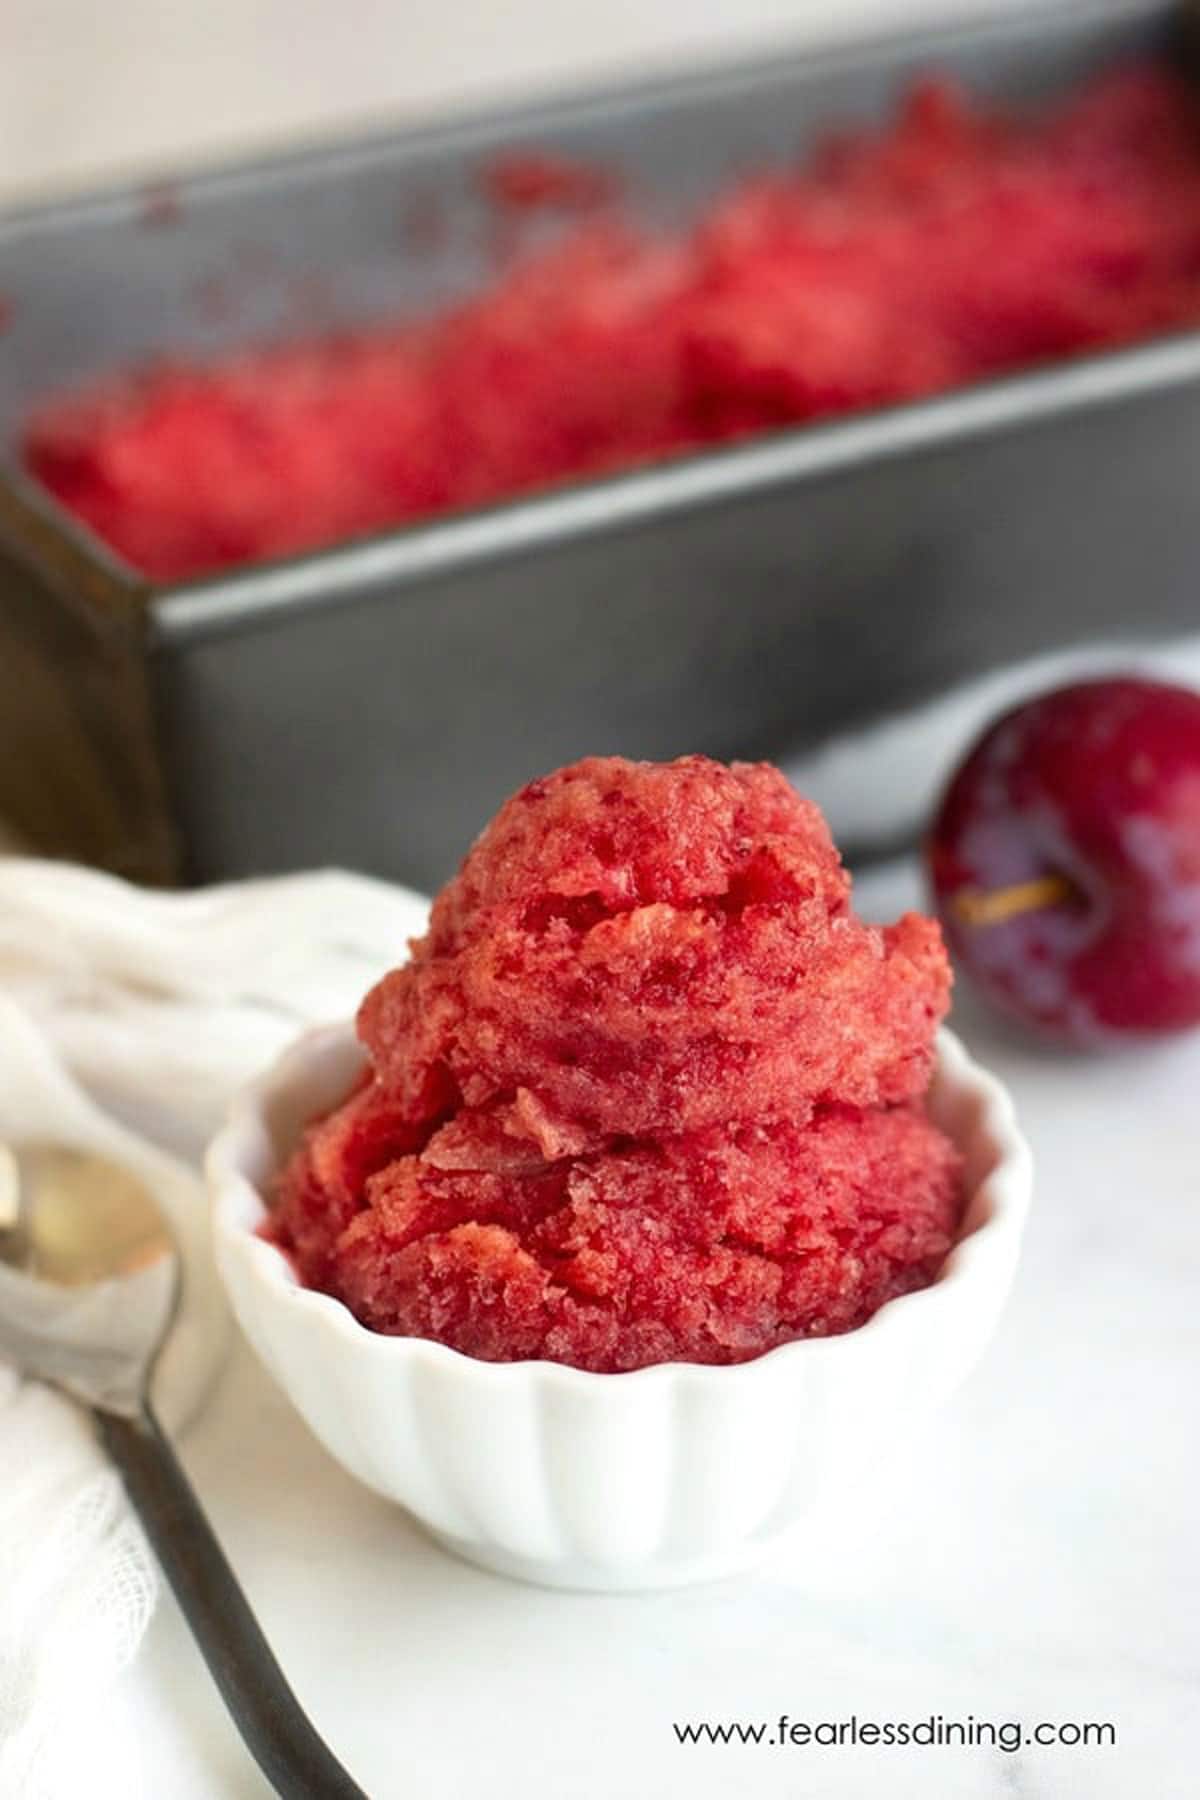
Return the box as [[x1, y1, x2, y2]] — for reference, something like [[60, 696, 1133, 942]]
[[96, 1403, 367, 1800]]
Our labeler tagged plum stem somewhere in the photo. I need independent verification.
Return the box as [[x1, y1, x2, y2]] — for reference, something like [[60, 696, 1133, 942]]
[[952, 872, 1076, 927]]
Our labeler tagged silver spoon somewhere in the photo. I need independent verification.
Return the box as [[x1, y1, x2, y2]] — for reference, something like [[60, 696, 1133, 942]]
[[0, 1142, 366, 1799]]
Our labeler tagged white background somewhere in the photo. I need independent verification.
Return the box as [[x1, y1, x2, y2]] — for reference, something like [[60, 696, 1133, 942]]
[[3, 0, 1006, 201]]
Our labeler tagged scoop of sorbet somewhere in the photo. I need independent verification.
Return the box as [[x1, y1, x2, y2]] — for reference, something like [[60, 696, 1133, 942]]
[[359, 756, 950, 1145], [270, 756, 962, 1370]]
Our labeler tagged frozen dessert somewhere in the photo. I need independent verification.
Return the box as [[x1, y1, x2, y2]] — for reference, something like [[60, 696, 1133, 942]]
[[25, 64, 1200, 581], [269, 756, 963, 1370]]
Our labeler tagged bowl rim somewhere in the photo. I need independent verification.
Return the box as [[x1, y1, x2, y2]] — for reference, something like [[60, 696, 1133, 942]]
[[207, 1020, 1032, 1392]]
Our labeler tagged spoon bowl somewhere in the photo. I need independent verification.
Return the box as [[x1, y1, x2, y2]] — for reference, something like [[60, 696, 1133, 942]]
[[0, 1145, 178, 1414]]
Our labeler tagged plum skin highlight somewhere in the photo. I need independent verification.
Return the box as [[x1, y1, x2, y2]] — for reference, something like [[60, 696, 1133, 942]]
[[927, 677, 1200, 1045]]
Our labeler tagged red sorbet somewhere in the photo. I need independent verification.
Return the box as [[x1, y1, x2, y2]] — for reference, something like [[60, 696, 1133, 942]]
[[358, 755, 950, 1143], [25, 64, 1200, 582], [270, 757, 962, 1370]]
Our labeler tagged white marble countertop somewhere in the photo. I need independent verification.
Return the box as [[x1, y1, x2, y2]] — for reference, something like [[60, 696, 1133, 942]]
[[99, 855, 1199, 1800]]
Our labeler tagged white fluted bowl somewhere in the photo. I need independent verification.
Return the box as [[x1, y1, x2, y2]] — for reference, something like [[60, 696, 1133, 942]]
[[208, 1024, 1030, 1591]]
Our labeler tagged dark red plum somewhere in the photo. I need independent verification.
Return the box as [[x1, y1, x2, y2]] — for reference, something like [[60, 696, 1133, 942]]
[[926, 678, 1200, 1045]]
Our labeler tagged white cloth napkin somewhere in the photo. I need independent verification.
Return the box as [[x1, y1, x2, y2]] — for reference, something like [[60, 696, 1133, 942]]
[[0, 863, 429, 1800]]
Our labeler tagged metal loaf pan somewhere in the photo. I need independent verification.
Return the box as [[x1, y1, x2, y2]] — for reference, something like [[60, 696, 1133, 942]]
[[2, 0, 1198, 890]]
